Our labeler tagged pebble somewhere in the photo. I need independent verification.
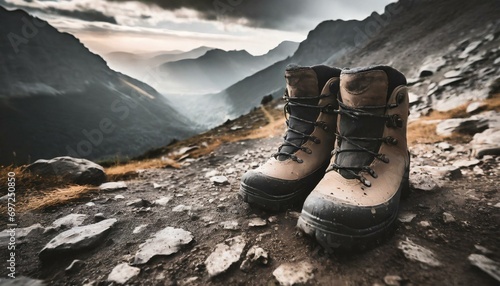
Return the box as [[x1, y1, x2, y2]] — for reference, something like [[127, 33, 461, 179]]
[[220, 220, 240, 230], [107, 263, 141, 284], [94, 213, 106, 222], [452, 159, 481, 168], [133, 227, 193, 264], [418, 221, 432, 227], [273, 261, 314, 286], [466, 101, 486, 114], [248, 218, 267, 227], [398, 212, 417, 223], [474, 245, 493, 255], [99, 181, 128, 192], [398, 239, 441, 267], [205, 236, 246, 277], [383, 275, 402, 286], [133, 224, 148, 234], [442, 212, 455, 223], [172, 204, 192, 212], [154, 196, 171, 206], [240, 245, 269, 272], [114, 195, 125, 200], [210, 176, 230, 185]]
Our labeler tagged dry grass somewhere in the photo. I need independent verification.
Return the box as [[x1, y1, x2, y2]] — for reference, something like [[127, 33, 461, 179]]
[[17, 185, 97, 212]]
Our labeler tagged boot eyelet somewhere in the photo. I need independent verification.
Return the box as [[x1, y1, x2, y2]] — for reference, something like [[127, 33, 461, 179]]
[[302, 148, 312, 154], [397, 92, 405, 104], [387, 114, 403, 128], [321, 104, 335, 114], [296, 158, 304, 163], [310, 136, 321, 144]]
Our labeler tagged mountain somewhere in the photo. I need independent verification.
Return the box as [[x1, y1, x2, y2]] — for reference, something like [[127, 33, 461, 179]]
[[103, 46, 214, 86], [0, 6, 198, 165], [155, 41, 299, 94], [196, 0, 499, 126]]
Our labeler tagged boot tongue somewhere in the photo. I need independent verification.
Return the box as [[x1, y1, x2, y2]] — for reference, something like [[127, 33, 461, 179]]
[[278, 67, 320, 161], [335, 70, 389, 178]]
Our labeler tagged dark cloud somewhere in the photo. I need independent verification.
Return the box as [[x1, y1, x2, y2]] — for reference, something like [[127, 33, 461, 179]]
[[47, 7, 117, 24], [0, 0, 117, 24], [108, 0, 316, 30], [107, 0, 394, 31]]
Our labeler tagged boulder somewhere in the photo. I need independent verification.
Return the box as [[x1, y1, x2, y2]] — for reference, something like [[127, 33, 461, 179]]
[[26, 156, 106, 185]]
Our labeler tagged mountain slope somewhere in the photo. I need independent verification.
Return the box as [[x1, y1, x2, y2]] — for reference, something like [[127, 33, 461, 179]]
[[205, 0, 499, 124], [156, 41, 299, 94], [0, 6, 197, 165]]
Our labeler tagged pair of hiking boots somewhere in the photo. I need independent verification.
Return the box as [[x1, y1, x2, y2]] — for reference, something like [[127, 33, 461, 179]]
[[240, 65, 410, 251]]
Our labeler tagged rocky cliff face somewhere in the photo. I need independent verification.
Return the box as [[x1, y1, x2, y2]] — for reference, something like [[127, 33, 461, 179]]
[[0, 6, 198, 165]]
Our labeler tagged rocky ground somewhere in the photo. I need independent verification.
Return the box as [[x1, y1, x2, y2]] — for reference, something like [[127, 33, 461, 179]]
[[1, 94, 500, 285]]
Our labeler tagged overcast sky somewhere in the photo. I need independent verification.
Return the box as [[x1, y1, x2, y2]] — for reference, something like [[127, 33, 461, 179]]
[[1, 0, 395, 55]]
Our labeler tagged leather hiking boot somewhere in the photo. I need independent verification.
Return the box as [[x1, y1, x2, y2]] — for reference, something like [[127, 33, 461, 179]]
[[297, 65, 410, 250], [240, 65, 341, 212]]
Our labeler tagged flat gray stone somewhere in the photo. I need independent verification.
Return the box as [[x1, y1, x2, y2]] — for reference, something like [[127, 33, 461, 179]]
[[39, 218, 117, 260], [438, 77, 463, 87], [444, 70, 462, 78], [248, 218, 267, 227], [398, 212, 417, 223], [205, 235, 246, 277], [52, 214, 87, 229], [99, 181, 127, 192], [398, 239, 441, 267], [220, 220, 240, 230], [210, 176, 229, 185], [471, 128, 500, 158], [134, 227, 193, 264], [25, 156, 106, 185], [273, 261, 315, 286], [107, 263, 141, 284], [468, 254, 500, 282], [154, 196, 171, 206]]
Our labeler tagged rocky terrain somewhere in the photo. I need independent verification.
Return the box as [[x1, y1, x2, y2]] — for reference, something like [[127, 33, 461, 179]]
[[1, 78, 499, 284]]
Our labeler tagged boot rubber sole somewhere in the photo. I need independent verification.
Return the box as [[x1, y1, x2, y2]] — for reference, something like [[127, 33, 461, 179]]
[[297, 167, 410, 252], [239, 162, 329, 212]]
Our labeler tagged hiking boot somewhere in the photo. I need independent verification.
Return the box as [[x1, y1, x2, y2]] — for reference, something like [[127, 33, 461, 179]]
[[297, 65, 410, 250], [239, 65, 341, 212]]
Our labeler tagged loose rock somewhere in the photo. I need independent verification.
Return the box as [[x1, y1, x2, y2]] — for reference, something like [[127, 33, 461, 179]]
[[210, 175, 229, 185], [468, 254, 500, 282], [99, 181, 127, 191], [240, 245, 269, 272], [134, 227, 193, 264], [442, 212, 455, 223], [52, 214, 87, 229], [384, 275, 402, 286], [39, 218, 117, 260], [398, 239, 441, 267], [205, 235, 246, 277], [107, 263, 141, 284], [248, 218, 267, 227], [273, 261, 314, 286]]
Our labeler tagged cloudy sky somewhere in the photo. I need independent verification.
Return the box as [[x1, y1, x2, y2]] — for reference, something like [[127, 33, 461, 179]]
[[1, 0, 394, 55]]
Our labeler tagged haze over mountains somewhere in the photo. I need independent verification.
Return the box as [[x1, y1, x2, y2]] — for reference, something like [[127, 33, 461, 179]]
[[104, 41, 299, 95], [0, 6, 197, 165]]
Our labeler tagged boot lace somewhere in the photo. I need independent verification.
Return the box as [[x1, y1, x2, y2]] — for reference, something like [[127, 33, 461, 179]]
[[272, 91, 336, 163], [326, 99, 401, 187]]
